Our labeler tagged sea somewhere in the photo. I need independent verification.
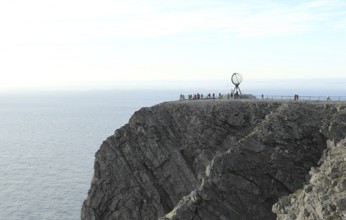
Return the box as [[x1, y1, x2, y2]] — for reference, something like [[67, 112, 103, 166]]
[[0, 90, 179, 220], [0, 88, 344, 220]]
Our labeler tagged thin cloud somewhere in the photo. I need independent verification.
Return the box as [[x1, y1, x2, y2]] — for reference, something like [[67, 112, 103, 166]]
[[80, 0, 346, 39], [1, 0, 346, 46]]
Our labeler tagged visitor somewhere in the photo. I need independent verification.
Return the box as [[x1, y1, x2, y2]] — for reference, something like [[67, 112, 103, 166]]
[[235, 91, 239, 99]]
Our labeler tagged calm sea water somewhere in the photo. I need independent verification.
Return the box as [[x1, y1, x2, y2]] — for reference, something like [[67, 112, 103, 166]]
[[0, 90, 178, 220]]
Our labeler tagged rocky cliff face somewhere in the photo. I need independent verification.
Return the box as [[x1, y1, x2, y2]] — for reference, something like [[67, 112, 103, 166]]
[[273, 108, 346, 219], [81, 100, 346, 220]]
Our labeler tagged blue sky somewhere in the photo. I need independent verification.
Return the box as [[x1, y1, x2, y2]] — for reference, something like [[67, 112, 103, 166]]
[[0, 0, 345, 92]]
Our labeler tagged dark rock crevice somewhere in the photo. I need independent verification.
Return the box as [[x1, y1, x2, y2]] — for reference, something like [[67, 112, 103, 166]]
[[142, 163, 174, 214], [265, 173, 293, 194]]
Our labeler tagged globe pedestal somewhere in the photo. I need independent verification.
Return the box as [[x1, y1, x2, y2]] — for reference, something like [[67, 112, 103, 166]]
[[231, 73, 243, 98]]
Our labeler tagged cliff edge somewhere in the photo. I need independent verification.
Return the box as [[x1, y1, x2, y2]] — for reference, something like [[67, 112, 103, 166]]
[[81, 100, 346, 219]]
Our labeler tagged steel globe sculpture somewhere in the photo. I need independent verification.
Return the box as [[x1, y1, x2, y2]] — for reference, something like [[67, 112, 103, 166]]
[[231, 73, 243, 96]]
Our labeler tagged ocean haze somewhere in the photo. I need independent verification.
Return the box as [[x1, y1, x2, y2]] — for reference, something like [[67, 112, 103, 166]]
[[1, 77, 345, 96]]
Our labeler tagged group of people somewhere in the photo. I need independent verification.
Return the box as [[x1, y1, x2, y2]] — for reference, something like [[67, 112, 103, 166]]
[[293, 94, 299, 100], [179, 93, 223, 101]]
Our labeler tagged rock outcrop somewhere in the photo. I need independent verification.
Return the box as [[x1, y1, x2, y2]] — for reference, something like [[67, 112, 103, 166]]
[[81, 100, 346, 220], [273, 108, 346, 220]]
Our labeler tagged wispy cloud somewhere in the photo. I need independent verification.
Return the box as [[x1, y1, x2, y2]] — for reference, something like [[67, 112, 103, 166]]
[[1, 0, 346, 47], [75, 0, 346, 39]]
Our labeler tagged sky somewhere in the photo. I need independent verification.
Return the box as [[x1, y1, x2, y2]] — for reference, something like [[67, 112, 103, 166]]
[[0, 0, 346, 93]]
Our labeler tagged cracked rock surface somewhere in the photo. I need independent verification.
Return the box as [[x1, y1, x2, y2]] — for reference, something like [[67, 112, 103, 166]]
[[273, 108, 346, 220], [81, 100, 346, 220]]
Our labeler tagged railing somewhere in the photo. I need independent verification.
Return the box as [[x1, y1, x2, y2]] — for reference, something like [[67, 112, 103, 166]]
[[256, 95, 346, 102], [178, 94, 346, 102]]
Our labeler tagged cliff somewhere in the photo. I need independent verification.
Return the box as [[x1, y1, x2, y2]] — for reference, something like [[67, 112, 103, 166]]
[[81, 100, 346, 220]]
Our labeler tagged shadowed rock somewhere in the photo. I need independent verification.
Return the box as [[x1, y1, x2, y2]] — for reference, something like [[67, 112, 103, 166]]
[[273, 107, 346, 220]]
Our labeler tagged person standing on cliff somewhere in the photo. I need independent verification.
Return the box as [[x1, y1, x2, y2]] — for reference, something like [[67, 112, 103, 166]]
[[235, 91, 239, 99]]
